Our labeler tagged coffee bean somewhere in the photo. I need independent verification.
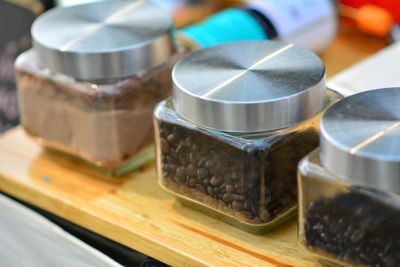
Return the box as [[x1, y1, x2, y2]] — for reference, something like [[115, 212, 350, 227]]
[[205, 160, 215, 168], [167, 133, 178, 142], [186, 164, 196, 176], [176, 167, 185, 179], [160, 138, 169, 153], [233, 194, 245, 201], [232, 171, 240, 180], [235, 184, 246, 194], [184, 137, 192, 146], [213, 187, 221, 195], [225, 184, 234, 193], [241, 211, 252, 219], [222, 193, 233, 203], [169, 164, 177, 172], [203, 177, 210, 186], [189, 153, 199, 164], [197, 168, 209, 179], [210, 175, 223, 186], [198, 157, 207, 167], [232, 200, 243, 210], [195, 184, 206, 194], [188, 178, 196, 187], [192, 143, 199, 151], [176, 143, 185, 154], [207, 186, 213, 196]]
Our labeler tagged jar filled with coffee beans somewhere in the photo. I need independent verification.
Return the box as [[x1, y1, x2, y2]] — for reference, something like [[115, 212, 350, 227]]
[[154, 40, 341, 233], [15, 0, 184, 176], [298, 88, 400, 266]]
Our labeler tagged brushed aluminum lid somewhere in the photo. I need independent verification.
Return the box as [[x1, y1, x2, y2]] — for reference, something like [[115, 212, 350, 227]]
[[32, 0, 175, 80], [172, 40, 326, 132], [320, 88, 400, 193]]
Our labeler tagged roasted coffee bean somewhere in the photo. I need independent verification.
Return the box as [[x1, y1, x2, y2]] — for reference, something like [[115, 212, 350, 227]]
[[213, 187, 221, 195], [222, 193, 233, 203], [195, 184, 206, 194], [241, 211, 252, 219], [160, 138, 169, 153], [210, 175, 223, 186], [232, 200, 243, 210], [205, 160, 215, 168], [176, 143, 185, 154], [235, 184, 246, 194], [232, 171, 240, 180], [184, 137, 192, 146], [186, 164, 196, 177], [189, 153, 199, 164], [203, 177, 210, 186], [232, 194, 245, 201], [207, 186, 213, 196], [225, 184, 234, 194], [188, 178, 196, 187], [198, 157, 207, 167], [197, 168, 209, 179], [191, 143, 199, 151], [176, 167, 186, 179], [167, 133, 178, 142]]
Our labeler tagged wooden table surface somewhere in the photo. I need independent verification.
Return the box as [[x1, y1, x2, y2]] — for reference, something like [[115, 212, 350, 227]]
[[0, 22, 387, 267]]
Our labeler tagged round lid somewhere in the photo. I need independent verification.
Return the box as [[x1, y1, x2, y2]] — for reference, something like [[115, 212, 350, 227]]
[[172, 40, 326, 132], [320, 88, 400, 193], [32, 0, 175, 80]]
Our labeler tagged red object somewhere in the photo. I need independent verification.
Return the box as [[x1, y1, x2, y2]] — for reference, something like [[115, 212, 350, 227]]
[[340, 0, 400, 23]]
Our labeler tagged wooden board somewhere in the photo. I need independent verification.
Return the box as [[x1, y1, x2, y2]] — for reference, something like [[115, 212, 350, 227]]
[[0, 23, 387, 267]]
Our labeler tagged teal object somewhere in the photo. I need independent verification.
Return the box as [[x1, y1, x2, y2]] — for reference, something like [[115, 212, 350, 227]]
[[180, 8, 268, 48]]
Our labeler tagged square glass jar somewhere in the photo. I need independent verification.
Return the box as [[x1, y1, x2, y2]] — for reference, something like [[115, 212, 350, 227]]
[[15, 0, 181, 176], [155, 89, 340, 233], [298, 88, 400, 266], [298, 149, 400, 266], [153, 40, 342, 233], [16, 50, 182, 175]]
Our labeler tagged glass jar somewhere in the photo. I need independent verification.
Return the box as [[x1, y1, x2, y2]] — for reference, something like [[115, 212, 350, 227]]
[[154, 41, 342, 234], [177, 0, 337, 53], [298, 88, 400, 266], [15, 0, 182, 176]]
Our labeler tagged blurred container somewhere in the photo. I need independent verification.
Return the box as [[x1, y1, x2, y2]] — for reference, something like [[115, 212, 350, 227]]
[[56, 0, 220, 28], [15, 0, 183, 176], [154, 41, 342, 234], [178, 0, 338, 53], [298, 88, 400, 266]]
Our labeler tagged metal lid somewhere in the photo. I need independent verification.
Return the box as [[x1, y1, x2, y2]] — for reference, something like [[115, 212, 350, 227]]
[[172, 40, 326, 132], [320, 88, 400, 193], [31, 0, 175, 80]]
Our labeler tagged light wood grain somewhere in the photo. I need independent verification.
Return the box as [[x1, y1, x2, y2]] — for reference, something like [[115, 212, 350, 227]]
[[1, 128, 318, 267], [0, 23, 387, 267]]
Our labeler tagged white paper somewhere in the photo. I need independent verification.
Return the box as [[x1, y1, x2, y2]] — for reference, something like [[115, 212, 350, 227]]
[[327, 43, 400, 97], [0, 194, 122, 267]]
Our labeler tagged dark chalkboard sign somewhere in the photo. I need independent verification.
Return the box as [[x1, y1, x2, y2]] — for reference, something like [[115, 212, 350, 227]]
[[0, 1, 35, 133]]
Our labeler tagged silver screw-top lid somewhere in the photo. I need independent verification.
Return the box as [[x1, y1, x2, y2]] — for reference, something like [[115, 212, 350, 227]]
[[320, 88, 400, 193], [32, 0, 175, 80], [172, 41, 326, 132]]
